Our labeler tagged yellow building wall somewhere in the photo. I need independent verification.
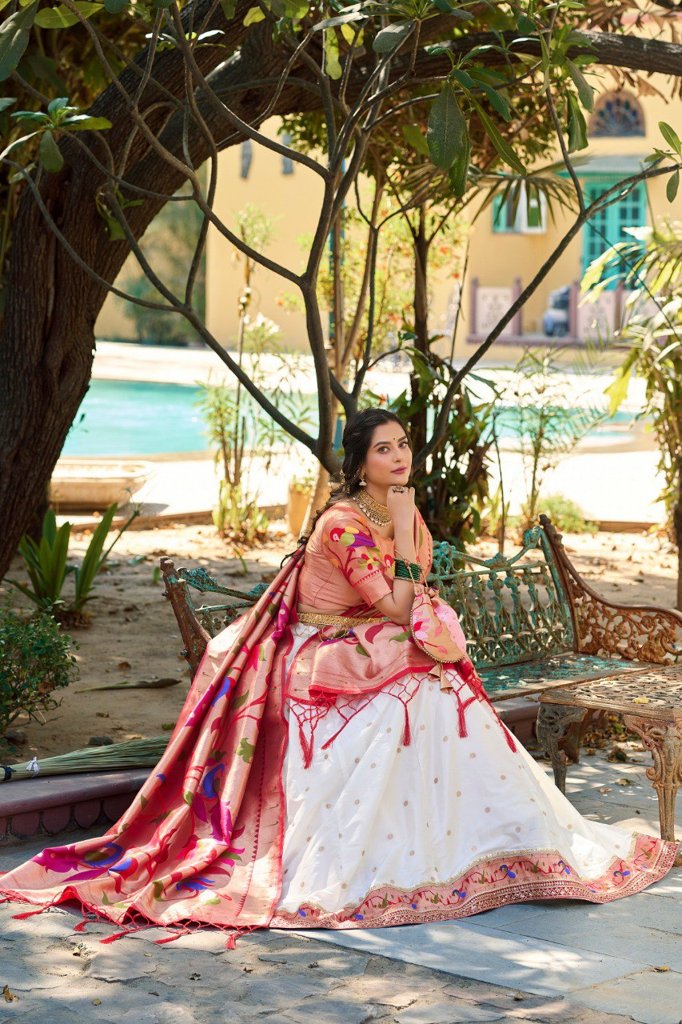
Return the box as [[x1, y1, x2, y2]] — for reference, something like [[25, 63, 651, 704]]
[[205, 130, 325, 351], [457, 81, 682, 366]]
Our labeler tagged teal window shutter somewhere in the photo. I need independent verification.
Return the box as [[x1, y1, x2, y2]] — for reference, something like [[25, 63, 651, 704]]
[[582, 177, 646, 289], [492, 193, 515, 233], [492, 184, 546, 234]]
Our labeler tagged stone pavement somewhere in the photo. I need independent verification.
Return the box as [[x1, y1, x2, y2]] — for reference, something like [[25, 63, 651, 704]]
[[1, 747, 680, 1024]]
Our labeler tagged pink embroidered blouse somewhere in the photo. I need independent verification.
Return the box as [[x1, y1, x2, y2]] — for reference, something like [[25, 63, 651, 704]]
[[296, 499, 433, 615], [288, 500, 437, 706]]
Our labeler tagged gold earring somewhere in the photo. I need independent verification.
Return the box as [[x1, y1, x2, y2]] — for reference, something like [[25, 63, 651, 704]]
[[359, 473, 367, 487]]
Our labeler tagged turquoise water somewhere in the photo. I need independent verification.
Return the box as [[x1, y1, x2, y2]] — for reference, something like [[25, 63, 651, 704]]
[[61, 379, 637, 457], [63, 380, 209, 456]]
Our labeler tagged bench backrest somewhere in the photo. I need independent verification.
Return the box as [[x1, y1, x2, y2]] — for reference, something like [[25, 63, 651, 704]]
[[431, 524, 575, 668], [161, 522, 575, 673]]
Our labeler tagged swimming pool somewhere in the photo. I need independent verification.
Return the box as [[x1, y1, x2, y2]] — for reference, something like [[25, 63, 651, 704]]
[[61, 379, 640, 457], [63, 380, 209, 456]]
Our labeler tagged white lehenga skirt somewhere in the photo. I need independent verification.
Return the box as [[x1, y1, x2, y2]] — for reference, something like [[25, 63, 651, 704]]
[[271, 623, 679, 929]]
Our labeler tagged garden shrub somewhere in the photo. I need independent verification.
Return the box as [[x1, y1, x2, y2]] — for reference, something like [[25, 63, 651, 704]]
[[0, 607, 79, 742], [538, 494, 597, 534]]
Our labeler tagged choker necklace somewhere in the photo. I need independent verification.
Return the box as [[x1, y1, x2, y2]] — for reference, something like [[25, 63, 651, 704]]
[[353, 489, 392, 527]]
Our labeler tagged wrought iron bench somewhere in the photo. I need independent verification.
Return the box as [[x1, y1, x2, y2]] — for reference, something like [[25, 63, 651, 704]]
[[160, 514, 682, 727]]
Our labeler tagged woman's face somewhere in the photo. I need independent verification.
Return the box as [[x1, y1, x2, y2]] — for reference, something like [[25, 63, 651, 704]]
[[361, 422, 412, 489]]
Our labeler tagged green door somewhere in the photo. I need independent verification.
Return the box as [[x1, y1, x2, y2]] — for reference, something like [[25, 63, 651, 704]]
[[582, 177, 647, 288]]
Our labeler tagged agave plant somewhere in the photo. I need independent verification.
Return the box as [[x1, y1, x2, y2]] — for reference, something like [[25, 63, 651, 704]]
[[7, 503, 139, 623]]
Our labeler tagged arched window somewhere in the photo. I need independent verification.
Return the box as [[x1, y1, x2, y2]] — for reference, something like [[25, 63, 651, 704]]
[[589, 91, 645, 137]]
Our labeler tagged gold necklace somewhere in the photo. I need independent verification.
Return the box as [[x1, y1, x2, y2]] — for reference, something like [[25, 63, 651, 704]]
[[353, 489, 392, 527]]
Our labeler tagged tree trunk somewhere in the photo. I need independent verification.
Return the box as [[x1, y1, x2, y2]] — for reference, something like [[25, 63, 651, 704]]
[[0, 16, 299, 579]]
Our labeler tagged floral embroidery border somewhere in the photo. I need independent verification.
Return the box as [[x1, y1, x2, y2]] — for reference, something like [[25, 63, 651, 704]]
[[270, 832, 680, 930]]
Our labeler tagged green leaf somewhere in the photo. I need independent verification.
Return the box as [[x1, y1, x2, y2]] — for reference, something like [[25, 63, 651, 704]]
[[47, 95, 69, 114], [35, 2, 103, 29], [659, 121, 682, 156], [449, 68, 476, 90], [243, 5, 265, 25], [313, 10, 364, 31], [473, 101, 525, 174], [73, 501, 117, 608], [402, 123, 429, 157], [604, 350, 638, 416], [282, 0, 308, 19], [38, 130, 64, 172], [567, 60, 594, 112], [62, 114, 112, 131], [566, 92, 588, 152], [433, 0, 473, 17], [427, 83, 466, 171], [666, 168, 679, 204], [0, 97, 17, 112], [11, 109, 50, 123], [230, 691, 249, 710], [183, 790, 194, 805], [448, 131, 470, 198], [476, 82, 511, 122], [372, 21, 412, 54], [0, 2, 38, 83], [103, 0, 128, 12], [340, 21, 362, 45], [324, 28, 342, 80], [152, 880, 164, 899], [219, 0, 237, 18]]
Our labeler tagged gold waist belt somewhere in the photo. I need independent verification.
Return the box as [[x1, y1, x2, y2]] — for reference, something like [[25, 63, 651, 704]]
[[297, 611, 385, 628]]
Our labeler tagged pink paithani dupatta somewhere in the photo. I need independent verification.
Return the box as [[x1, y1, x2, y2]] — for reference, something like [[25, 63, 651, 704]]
[[0, 547, 305, 946]]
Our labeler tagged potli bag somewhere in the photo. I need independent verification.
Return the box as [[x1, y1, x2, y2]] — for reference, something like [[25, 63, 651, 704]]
[[409, 581, 484, 694]]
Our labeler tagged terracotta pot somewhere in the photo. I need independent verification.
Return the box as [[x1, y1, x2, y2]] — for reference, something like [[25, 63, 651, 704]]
[[287, 482, 313, 538]]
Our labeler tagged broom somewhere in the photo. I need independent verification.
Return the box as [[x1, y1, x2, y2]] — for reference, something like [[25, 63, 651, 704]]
[[1, 736, 169, 782]]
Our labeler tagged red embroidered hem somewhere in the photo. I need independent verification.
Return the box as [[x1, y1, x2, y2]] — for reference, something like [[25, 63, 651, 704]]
[[270, 833, 681, 930]]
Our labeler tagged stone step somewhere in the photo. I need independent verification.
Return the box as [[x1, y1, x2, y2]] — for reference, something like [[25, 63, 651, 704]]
[[0, 769, 150, 845]]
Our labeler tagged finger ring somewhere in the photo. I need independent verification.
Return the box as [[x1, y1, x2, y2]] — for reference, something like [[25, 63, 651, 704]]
[[392, 486, 405, 493]]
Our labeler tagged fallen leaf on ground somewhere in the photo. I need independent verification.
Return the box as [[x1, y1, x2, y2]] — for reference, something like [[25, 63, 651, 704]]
[[2, 986, 18, 1003], [616, 778, 633, 786], [654, 965, 670, 972], [599, 786, 612, 793], [632, 696, 650, 704]]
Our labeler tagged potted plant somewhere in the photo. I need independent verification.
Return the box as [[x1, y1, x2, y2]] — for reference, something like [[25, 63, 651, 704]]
[[287, 468, 316, 539]]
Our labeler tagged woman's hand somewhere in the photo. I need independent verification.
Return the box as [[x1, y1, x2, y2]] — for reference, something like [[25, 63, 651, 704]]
[[386, 485, 416, 528]]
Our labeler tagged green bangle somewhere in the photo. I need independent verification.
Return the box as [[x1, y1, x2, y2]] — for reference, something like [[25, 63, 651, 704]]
[[395, 558, 422, 582]]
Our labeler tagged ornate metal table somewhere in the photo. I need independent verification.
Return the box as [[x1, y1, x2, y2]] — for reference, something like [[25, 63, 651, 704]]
[[538, 666, 682, 848]]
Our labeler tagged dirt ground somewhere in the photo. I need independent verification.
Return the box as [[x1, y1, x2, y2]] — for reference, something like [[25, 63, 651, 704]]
[[0, 520, 678, 761]]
